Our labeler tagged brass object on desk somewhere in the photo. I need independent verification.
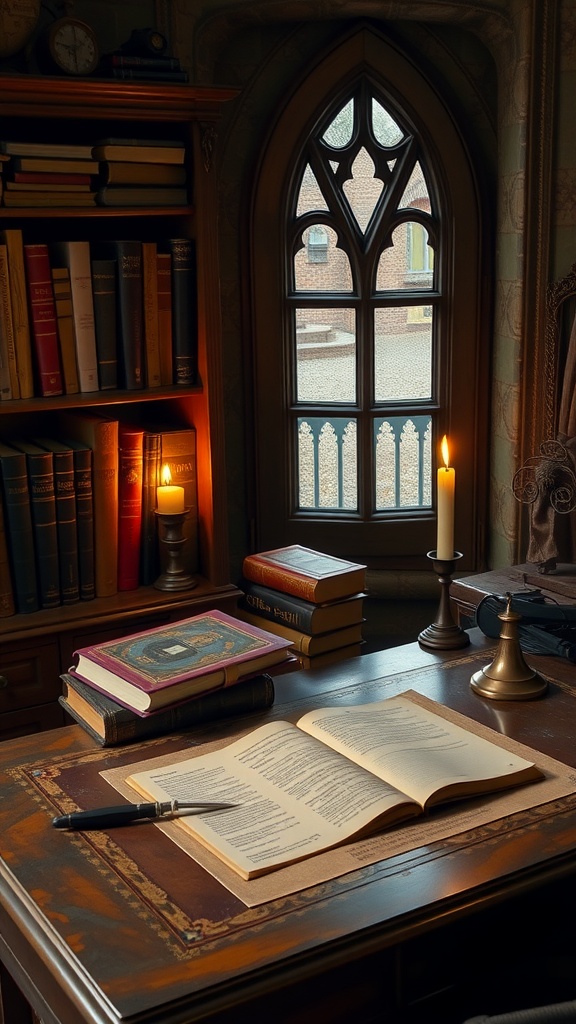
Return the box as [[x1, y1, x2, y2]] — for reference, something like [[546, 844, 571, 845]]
[[418, 551, 471, 650], [470, 593, 548, 700]]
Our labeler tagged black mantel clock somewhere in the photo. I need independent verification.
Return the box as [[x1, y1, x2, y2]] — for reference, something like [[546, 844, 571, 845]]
[[36, 1, 99, 76]]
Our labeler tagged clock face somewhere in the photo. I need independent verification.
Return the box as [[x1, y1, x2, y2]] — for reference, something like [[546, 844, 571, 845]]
[[48, 18, 99, 75]]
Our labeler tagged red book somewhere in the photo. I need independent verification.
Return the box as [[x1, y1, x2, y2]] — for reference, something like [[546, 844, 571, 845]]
[[242, 545, 367, 603], [23, 243, 63, 396], [11, 171, 92, 185], [118, 424, 144, 591]]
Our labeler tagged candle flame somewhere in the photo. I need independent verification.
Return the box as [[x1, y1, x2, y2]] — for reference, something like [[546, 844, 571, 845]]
[[440, 435, 450, 470], [160, 464, 172, 487]]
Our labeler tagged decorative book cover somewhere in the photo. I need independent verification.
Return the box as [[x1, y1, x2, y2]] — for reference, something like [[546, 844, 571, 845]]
[[70, 610, 292, 715], [0, 243, 17, 400], [242, 545, 367, 603]]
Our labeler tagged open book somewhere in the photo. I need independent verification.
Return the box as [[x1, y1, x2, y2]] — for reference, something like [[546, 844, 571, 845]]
[[124, 691, 544, 880]]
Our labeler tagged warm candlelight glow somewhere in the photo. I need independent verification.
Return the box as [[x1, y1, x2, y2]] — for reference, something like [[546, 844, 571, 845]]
[[436, 435, 455, 560], [157, 464, 185, 514]]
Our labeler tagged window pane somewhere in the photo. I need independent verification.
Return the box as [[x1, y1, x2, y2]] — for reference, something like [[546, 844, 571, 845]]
[[376, 223, 433, 291], [322, 99, 354, 148], [399, 160, 431, 209], [296, 163, 329, 216], [372, 98, 404, 146], [374, 307, 432, 401], [294, 225, 353, 291], [374, 415, 432, 510], [342, 147, 383, 233], [295, 308, 356, 402], [298, 416, 357, 509]]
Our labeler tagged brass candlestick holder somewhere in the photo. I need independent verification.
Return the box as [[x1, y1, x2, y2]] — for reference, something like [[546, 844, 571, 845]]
[[470, 592, 548, 700], [418, 550, 470, 650], [154, 509, 197, 592]]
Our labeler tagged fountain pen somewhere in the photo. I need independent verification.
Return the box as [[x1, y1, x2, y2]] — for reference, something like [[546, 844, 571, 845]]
[[52, 799, 235, 830]]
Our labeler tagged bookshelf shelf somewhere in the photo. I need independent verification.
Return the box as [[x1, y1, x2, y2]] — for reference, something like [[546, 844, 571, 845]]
[[0, 76, 240, 739]]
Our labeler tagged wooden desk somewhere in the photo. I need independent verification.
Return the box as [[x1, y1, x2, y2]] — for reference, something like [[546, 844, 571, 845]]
[[2, 632, 576, 1024]]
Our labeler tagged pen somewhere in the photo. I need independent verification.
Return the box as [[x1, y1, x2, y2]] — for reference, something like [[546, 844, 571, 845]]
[[52, 799, 236, 830]]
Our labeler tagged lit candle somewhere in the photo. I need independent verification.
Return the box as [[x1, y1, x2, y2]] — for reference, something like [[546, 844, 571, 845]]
[[436, 435, 455, 560], [156, 464, 185, 514]]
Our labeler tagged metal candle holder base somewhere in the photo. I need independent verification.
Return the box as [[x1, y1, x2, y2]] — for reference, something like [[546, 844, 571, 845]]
[[418, 550, 470, 650], [154, 509, 197, 592]]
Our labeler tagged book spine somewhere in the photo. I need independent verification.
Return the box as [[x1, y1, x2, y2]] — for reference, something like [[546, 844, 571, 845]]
[[156, 252, 173, 385], [56, 242, 99, 393], [0, 450, 38, 612], [160, 429, 198, 574], [60, 672, 275, 746], [110, 69, 188, 82], [51, 267, 80, 395], [0, 488, 15, 616], [23, 244, 64, 397], [142, 242, 161, 388], [1, 229, 34, 399], [238, 582, 316, 632], [23, 449, 60, 609], [108, 55, 182, 70], [51, 448, 79, 605], [242, 556, 318, 601], [0, 244, 17, 400], [114, 241, 144, 390], [60, 415, 118, 598], [169, 238, 197, 386], [118, 426, 144, 591], [11, 171, 92, 185], [140, 431, 161, 585], [71, 445, 95, 601], [91, 258, 118, 389]]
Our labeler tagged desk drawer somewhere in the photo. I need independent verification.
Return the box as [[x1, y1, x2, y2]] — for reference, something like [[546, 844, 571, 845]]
[[0, 639, 61, 713], [0, 701, 65, 741]]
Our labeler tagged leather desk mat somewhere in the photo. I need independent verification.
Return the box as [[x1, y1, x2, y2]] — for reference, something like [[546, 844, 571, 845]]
[[12, 654, 576, 947]]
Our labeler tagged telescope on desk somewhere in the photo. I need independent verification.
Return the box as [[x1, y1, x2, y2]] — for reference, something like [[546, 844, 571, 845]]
[[476, 591, 576, 663]]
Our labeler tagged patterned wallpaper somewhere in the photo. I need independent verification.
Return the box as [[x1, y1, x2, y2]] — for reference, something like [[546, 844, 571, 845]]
[[169, 0, 572, 579]]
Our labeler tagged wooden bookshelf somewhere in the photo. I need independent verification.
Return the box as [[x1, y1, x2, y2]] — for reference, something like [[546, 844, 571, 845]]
[[0, 76, 240, 738]]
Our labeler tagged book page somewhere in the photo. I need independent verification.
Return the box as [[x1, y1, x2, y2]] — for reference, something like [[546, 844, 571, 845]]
[[297, 693, 543, 809], [125, 720, 419, 878]]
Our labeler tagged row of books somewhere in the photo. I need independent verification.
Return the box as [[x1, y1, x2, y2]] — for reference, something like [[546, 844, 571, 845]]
[[60, 608, 289, 746], [0, 138, 188, 208], [0, 230, 197, 402], [0, 415, 198, 616], [98, 52, 189, 84], [237, 544, 367, 668]]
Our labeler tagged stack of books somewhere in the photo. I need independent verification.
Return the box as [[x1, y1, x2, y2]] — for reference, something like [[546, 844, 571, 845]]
[[59, 608, 292, 746], [0, 142, 98, 207], [92, 138, 188, 208], [237, 544, 367, 668], [99, 52, 189, 84]]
